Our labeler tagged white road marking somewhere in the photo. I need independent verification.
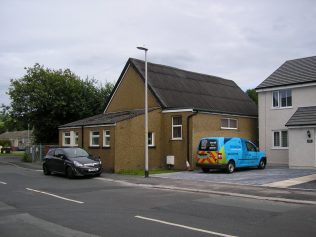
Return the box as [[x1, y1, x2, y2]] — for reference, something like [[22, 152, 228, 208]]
[[26, 188, 84, 204], [0, 181, 7, 185], [135, 215, 238, 237], [264, 174, 316, 188]]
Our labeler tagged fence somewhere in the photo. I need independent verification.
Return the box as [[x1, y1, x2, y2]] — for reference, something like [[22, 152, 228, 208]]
[[25, 144, 58, 162]]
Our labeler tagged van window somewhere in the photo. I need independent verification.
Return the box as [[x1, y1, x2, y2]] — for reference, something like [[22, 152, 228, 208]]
[[246, 142, 257, 152], [199, 139, 218, 151]]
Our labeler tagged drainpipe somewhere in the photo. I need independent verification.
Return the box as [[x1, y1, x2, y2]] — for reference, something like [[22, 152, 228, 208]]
[[81, 125, 84, 148], [187, 110, 198, 169]]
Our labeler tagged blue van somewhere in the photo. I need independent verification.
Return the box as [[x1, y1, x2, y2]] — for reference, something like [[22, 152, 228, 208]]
[[196, 137, 266, 173]]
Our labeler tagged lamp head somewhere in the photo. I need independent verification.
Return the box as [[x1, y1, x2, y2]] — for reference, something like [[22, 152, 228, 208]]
[[137, 46, 148, 51]]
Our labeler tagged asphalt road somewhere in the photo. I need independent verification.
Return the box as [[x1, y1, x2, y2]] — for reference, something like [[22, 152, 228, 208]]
[[1, 162, 316, 237]]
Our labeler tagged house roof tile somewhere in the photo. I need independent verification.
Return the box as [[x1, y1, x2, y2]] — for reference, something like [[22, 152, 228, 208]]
[[129, 58, 257, 116], [256, 56, 316, 90], [286, 106, 316, 127], [59, 109, 153, 128], [0, 130, 32, 140]]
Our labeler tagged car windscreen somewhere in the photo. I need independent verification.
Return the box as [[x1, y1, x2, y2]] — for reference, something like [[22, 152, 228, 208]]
[[199, 139, 218, 151], [64, 148, 89, 158]]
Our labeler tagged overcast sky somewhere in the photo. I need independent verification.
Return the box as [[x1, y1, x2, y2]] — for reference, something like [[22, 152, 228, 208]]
[[1, 0, 316, 105]]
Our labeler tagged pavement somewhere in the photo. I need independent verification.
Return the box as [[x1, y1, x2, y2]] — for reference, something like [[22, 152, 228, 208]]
[[2, 156, 316, 205]]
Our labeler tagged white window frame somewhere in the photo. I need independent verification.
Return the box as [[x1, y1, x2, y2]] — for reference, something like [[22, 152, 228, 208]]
[[74, 132, 79, 146], [103, 130, 110, 147], [90, 131, 100, 147], [272, 89, 292, 109], [172, 116, 182, 140], [272, 130, 288, 149], [63, 132, 71, 146], [221, 118, 238, 130], [148, 132, 155, 147]]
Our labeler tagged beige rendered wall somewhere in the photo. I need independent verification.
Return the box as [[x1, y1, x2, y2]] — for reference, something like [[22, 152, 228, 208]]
[[258, 85, 316, 165], [190, 113, 258, 168], [106, 66, 160, 112], [114, 110, 163, 172], [289, 128, 316, 168]]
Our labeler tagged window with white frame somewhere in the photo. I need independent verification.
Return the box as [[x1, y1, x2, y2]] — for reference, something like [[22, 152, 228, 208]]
[[103, 130, 110, 147], [172, 116, 182, 139], [62, 131, 79, 147], [63, 132, 71, 146], [90, 131, 100, 147], [221, 118, 238, 129], [148, 132, 155, 147], [74, 132, 79, 146], [272, 89, 292, 108], [273, 130, 288, 148]]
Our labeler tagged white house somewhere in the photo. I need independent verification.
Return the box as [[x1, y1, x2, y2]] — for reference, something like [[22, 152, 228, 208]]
[[256, 56, 316, 168]]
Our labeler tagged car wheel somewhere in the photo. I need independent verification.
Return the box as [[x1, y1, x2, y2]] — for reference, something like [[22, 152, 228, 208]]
[[226, 161, 235, 174], [258, 158, 266, 169], [66, 167, 74, 179], [202, 168, 210, 173], [43, 165, 50, 175]]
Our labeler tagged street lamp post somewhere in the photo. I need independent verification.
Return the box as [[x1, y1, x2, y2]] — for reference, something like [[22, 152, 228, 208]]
[[137, 46, 149, 178]]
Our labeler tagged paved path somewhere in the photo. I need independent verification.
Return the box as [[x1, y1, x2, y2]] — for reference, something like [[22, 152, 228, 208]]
[[152, 166, 316, 189]]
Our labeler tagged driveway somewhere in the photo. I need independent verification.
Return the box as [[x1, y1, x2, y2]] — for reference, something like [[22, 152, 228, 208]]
[[152, 165, 316, 189]]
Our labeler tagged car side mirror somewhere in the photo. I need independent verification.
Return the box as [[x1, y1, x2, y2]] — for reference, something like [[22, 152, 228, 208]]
[[57, 154, 65, 159]]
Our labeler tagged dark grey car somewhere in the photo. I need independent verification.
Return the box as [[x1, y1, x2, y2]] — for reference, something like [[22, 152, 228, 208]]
[[43, 147, 102, 178]]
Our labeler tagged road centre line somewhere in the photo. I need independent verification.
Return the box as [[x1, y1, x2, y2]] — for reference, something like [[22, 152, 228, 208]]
[[26, 188, 84, 204], [0, 181, 7, 185], [135, 215, 238, 237]]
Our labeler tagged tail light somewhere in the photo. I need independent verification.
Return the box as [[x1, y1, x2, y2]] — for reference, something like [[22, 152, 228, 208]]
[[218, 153, 222, 159]]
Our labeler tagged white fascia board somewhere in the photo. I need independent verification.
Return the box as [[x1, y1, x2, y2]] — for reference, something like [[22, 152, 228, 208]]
[[162, 109, 194, 113], [58, 126, 81, 130], [84, 124, 116, 128], [256, 82, 316, 93], [104, 64, 130, 113], [287, 125, 316, 129], [198, 111, 257, 119]]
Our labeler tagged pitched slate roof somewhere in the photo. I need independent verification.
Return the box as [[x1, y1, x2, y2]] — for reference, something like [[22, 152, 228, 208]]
[[59, 109, 152, 128], [125, 58, 257, 116], [0, 130, 32, 140], [286, 106, 316, 127], [257, 56, 316, 90]]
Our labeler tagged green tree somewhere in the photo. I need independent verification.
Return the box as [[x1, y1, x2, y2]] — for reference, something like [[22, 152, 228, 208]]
[[8, 64, 114, 143], [0, 104, 26, 133], [246, 88, 258, 105]]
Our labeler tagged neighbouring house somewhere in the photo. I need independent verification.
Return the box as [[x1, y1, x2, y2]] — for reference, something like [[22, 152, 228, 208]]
[[256, 56, 316, 168], [59, 58, 258, 172], [0, 130, 33, 151]]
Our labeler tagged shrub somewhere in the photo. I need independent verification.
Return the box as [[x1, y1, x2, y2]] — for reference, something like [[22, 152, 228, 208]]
[[22, 152, 32, 162], [0, 140, 11, 147]]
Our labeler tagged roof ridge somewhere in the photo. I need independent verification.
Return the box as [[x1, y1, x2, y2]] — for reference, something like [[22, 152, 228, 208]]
[[129, 57, 233, 83], [285, 55, 316, 63]]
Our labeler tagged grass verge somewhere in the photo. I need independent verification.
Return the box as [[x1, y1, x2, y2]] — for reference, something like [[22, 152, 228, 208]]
[[0, 151, 25, 158]]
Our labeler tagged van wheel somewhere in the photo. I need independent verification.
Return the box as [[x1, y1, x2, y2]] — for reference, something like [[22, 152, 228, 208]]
[[66, 167, 74, 179], [202, 168, 210, 173], [258, 158, 266, 169], [226, 161, 235, 174]]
